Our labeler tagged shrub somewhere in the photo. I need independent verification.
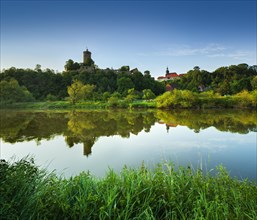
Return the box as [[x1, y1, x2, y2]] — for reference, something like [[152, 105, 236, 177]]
[[156, 89, 198, 108]]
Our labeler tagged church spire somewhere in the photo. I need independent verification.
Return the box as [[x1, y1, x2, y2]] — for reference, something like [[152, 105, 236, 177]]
[[166, 67, 169, 75]]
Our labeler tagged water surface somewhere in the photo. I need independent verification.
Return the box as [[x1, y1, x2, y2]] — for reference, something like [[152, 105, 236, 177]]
[[1, 109, 256, 180]]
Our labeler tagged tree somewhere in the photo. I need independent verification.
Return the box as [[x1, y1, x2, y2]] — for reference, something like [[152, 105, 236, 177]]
[[131, 71, 144, 91], [125, 88, 139, 102], [65, 59, 80, 71], [67, 80, 96, 104], [193, 66, 200, 71], [144, 70, 150, 76], [251, 76, 257, 90], [120, 66, 130, 71], [117, 77, 134, 96], [142, 89, 156, 100], [0, 79, 34, 103], [102, 91, 111, 101], [81, 84, 95, 100], [34, 64, 42, 72], [67, 80, 84, 104], [156, 89, 197, 108]]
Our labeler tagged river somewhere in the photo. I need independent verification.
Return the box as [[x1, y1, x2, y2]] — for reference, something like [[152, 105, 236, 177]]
[[0, 109, 256, 180]]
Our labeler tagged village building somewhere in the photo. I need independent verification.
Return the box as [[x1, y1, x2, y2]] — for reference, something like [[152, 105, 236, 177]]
[[157, 67, 185, 82]]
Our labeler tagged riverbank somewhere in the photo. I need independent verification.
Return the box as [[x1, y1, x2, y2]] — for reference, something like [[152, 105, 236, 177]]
[[0, 100, 156, 110], [1, 159, 256, 219], [1, 89, 257, 110]]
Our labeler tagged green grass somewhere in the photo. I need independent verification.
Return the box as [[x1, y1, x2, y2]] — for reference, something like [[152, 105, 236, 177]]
[[0, 100, 156, 110], [0, 101, 109, 110], [1, 158, 256, 219]]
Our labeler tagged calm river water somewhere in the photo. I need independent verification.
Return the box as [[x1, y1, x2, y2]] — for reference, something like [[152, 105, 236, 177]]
[[0, 109, 256, 180]]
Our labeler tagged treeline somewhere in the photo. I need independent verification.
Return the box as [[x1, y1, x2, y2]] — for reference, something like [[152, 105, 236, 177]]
[[173, 63, 257, 95], [1, 63, 257, 105], [0, 66, 165, 103]]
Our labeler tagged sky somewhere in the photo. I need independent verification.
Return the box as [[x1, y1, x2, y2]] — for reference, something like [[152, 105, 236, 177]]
[[1, 0, 256, 78]]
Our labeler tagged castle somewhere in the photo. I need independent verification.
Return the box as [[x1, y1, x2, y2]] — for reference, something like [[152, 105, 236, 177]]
[[83, 49, 92, 64], [79, 48, 95, 72]]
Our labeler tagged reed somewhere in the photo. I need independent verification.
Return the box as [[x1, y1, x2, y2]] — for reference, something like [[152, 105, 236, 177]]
[[1, 158, 256, 219]]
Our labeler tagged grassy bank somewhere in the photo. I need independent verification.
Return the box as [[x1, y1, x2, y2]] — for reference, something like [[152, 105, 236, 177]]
[[0, 100, 156, 110], [0, 101, 108, 110], [1, 159, 256, 219], [1, 90, 257, 110]]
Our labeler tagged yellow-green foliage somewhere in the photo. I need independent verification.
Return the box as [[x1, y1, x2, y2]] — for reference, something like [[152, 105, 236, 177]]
[[235, 90, 257, 108], [67, 80, 95, 104], [156, 89, 198, 108], [156, 89, 257, 109]]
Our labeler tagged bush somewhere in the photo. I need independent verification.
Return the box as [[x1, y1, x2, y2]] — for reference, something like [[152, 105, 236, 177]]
[[46, 94, 58, 101], [108, 96, 119, 107], [156, 89, 198, 108]]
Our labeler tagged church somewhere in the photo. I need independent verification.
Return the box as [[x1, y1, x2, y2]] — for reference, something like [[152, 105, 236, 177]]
[[157, 67, 185, 82]]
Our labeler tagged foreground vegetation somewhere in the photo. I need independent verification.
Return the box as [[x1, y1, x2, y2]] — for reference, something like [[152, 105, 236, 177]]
[[1, 158, 256, 219]]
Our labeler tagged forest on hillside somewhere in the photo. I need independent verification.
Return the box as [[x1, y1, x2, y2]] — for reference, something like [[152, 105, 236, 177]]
[[173, 63, 257, 95], [0, 63, 256, 104], [0, 65, 164, 103]]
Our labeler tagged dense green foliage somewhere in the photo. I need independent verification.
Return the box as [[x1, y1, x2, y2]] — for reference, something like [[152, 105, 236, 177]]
[[0, 79, 34, 103], [172, 64, 257, 95], [0, 67, 66, 100], [0, 65, 165, 102], [156, 89, 257, 109], [1, 63, 256, 108], [1, 158, 256, 219]]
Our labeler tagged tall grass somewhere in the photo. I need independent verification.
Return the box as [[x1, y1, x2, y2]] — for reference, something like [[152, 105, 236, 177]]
[[1, 158, 257, 219]]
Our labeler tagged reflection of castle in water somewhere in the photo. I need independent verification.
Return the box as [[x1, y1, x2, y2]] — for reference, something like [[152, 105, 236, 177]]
[[1, 109, 257, 157], [64, 110, 157, 156], [65, 136, 96, 156], [158, 120, 178, 133]]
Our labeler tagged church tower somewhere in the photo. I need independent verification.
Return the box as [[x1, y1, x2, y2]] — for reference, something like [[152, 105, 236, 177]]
[[83, 49, 92, 64], [166, 67, 169, 76]]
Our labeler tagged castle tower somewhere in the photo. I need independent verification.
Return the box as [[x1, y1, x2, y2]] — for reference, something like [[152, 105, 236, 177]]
[[83, 49, 92, 64]]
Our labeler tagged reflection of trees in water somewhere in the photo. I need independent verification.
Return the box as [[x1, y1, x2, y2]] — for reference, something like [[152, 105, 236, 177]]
[[0, 111, 68, 143], [0, 110, 156, 156], [156, 109, 257, 134], [65, 110, 156, 156], [1, 109, 256, 156]]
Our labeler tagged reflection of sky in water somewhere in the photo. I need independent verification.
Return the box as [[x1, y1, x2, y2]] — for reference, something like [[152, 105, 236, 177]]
[[1, 124, 256, 181]]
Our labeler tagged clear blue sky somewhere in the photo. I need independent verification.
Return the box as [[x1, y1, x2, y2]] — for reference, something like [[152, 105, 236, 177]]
[[1, 0, 256, 78]]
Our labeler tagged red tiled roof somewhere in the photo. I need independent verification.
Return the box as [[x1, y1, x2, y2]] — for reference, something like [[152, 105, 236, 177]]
[[166, 72, 178, 78], [166, 123, 178, 127]]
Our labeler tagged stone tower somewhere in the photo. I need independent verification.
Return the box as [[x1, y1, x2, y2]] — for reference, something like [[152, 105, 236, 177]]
[[83, 49, 92, 64]]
